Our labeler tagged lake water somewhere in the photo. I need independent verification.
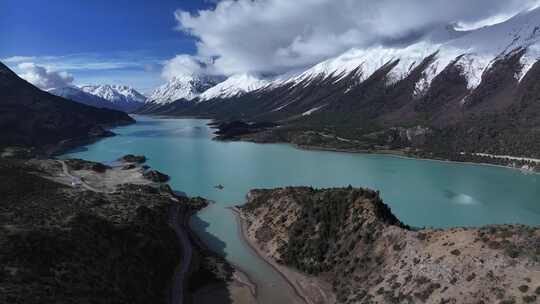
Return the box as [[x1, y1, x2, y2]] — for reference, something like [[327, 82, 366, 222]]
[[62, 115, 540, 303]]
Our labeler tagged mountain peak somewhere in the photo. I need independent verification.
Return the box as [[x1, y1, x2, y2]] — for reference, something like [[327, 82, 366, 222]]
[[81, 84, 147, 105], [148, 74, 224, 104], [48, 84, 146, 112], [199, 73, 270, 101]]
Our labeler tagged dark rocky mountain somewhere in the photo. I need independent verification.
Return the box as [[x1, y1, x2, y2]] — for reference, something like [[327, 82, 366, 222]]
[[0, 62, 134, 151]]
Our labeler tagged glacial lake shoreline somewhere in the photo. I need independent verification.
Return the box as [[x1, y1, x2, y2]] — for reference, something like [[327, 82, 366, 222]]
[[60, 115, 540, 304]]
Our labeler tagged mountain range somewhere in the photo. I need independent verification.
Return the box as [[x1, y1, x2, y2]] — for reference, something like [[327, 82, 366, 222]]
[[147, 75, 223, 104], [137, 7, 540, 161], [50, 84, 147, 112]]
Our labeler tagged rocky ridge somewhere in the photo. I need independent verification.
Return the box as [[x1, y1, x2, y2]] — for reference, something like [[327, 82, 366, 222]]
[[240, 187, 540, 304]]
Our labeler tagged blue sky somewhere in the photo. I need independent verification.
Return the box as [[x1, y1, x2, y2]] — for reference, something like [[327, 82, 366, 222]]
[[0, 0, 213, 93]]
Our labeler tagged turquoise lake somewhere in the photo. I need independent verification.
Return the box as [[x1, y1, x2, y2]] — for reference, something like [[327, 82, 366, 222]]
[[62, 115, 540, 303]]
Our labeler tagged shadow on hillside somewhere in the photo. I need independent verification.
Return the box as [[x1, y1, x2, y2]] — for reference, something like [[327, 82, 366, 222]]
[[187, 215, 236, 304]]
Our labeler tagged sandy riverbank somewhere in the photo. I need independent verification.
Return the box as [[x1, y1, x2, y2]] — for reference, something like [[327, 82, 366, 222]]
[[231, 207, 335, 304], [189, 257, 257, 304], [192, 278, 257, 304], [186, 207, 257, 304]]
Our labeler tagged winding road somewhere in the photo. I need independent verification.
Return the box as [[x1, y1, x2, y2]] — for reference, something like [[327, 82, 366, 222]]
[[168, 204, 193, 304]]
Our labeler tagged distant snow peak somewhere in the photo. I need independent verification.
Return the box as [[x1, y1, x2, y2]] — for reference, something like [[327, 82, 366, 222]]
[[199, 73, 270, 101], [81, 84, 147, 104], [149, 74, 223, 104], [49, 84, 146, 112], [49, 86, 114, 110]]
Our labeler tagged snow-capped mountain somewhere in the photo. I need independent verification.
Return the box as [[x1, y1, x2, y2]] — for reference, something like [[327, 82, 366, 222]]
[[148, 75, 223, 104], [142, 6, 540, 127], [237, 6, 539, 101], [49, 86, 119, 110], [274, 9, 539, 93], [49, 84, 145, 112], [81, 85, 146, 112], [199, 73, 270, 101]]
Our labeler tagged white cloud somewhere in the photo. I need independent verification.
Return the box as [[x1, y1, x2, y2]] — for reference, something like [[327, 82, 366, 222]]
[[2, 52, 165, 91], [17, 62, 74, 90], [1, 56, 37, 63], [173, 0, 540, 75], [456, 13, 519, 31], [161, 55, 213, 80], [3, 53, 160, 72]]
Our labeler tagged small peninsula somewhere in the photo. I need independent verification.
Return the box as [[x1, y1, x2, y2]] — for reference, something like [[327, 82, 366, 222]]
[[238, 187, 540, 304]]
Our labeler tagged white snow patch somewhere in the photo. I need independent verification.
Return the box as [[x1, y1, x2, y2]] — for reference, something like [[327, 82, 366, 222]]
[[302, 104, 327, 116], [518, 45, 539, 81], [452, 53, 493, 89], [149, 75, 222, 104], [199, 73, 270, 101], [81, 84, 147, 104], [271, 100, 296, 112], [286, 42, 441, 87]]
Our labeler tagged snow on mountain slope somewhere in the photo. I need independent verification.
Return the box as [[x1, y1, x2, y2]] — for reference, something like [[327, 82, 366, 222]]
[[50, 84, 146, 112], [49, 86, 120, 110], [148, 75, 223, 104], [143, 7, 539, 112], [449, 7, 540, 54], [81, 85, 147, 104], [49, 86, 89, 99], [267, 7, 540, 93], [199, 74, 270, 101], [448, 7, 540, 81], [283, 42, 447, 87]]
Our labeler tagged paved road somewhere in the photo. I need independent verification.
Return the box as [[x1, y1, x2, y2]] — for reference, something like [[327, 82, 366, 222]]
[[168, 204, 193, 304]]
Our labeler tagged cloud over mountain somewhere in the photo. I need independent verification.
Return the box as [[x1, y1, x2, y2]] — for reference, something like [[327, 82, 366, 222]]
[[172, 0, 540, 76], [161, 55, 214, 80], [17, 62, 74, 90]]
